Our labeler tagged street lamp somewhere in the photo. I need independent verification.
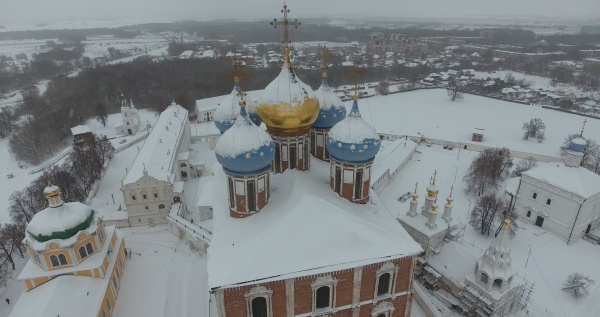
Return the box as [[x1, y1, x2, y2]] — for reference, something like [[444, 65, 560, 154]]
[[525, 245, 532, 268]]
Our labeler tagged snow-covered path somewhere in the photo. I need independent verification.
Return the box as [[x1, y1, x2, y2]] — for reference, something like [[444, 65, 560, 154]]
[[112, 226, 208, 317], [0, 255, 29, 317]]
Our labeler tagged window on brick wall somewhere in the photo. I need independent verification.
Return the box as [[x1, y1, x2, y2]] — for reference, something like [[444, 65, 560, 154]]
[[377, 273, 391, 296], [316, 286, 330, 309], [374, 262, 399, 300], [311, 275, 337, 312], [251, 297, 268, 317], [244, 286, 273, 317], [58, 254, 67, 265]]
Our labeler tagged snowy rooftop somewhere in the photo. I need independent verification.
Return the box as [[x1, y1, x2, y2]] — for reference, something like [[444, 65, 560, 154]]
[[371, 139, 418, 184], [196, 176, 214, 207], [123, 103, 188, 185], [208, 158, 422, 289], [522, 164, 600, 199], [11, 227, 121, 317], [70, 125, 91, 136], [20, 226, 115, 280], [25, 202, 94, 246]]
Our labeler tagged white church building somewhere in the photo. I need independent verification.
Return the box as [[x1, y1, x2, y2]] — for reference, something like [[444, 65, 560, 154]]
[[115, 96, 142, 136], [121, 102, 197, 226], [511, 138, 600, 244]]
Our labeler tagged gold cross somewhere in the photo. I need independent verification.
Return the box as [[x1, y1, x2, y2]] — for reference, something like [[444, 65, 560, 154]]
[[581, 118, 587, 137], [270, 2, 301, 50], [347, 58, 366, 97], [226, 48, 253, 90], [316, 46, 333, 71]]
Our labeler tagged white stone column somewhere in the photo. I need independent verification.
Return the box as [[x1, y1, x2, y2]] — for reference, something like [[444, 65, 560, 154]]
[[442, 201, 453, 223], [426, 203, 438, 230], [352, 267, 363, 317], [285, 279, 295, 317], [407, 194, 419, 217]]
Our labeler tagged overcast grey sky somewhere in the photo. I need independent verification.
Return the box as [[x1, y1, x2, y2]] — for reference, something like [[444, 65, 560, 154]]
[[2, 0, 599, 25]]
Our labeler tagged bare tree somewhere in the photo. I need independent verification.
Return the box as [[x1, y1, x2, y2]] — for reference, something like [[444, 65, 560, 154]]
[[2, 223, 25, 258], [95, 102, 108, 127], [512, 157, 538, 177], [376, 81, 390, 95], [522, 118, 545, 141], [0, 225, 16, 270], [464, 147, 513, 196], [563, 273, 594, 299], [470, 195, 505, 236], [0, 262, 12, 288], [494, 209, 519, 238], [446, 78, 464, 101]]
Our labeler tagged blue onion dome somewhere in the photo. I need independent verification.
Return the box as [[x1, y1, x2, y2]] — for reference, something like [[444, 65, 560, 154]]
[[312, 72, 347, 129], [326, 97, 381, 164], [215, 101, 275, 175], [570, 138, 586, 153], [214, 78, 262, 134]]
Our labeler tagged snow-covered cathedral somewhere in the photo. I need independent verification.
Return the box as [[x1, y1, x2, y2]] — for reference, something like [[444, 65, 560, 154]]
[[207, 4, 422, 317]]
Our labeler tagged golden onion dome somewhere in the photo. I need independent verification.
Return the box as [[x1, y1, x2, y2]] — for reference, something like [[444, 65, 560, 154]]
[[256, 49, 319, 133]]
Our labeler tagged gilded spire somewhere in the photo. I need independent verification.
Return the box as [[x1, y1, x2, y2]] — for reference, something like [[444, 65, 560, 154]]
[[347, 58, 366, 99], [227, 47, 252, 91], [270, 2, 301, 51], [317, 46, 333, 71]]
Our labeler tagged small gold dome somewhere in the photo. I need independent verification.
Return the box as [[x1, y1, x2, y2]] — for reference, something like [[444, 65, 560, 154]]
[[256, 49, 320, 133]]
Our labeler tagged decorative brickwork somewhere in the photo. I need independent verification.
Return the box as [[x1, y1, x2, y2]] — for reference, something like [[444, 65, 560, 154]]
[[217, 256, 416, 317], [269, 127, 311, 173], [329, 160, 373, 204], [310, 127, 331, 161], [226, 170, 270, 218]]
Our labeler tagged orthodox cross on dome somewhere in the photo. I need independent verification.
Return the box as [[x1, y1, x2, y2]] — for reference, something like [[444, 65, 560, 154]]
[[270, 2, 301, 51], [432, 170, 437, 185], [226, 48, 252, 91], [347, 58, 366, 98], [580, 118, 587, 137], [414, 182, 418, 194], [316, 46, 333, 71]]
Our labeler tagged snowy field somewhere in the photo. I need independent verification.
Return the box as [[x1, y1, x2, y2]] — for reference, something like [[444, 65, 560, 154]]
[[355, 89, 600, 158], [379, 144, 600, 317]]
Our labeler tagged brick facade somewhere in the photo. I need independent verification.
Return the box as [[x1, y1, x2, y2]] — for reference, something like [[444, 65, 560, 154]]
[[226, 170, 270, 218], [330, 160, 373, 204], [269, 127, 311, 173], [310, 127, 330, 162], [216, 256, 416, 317]]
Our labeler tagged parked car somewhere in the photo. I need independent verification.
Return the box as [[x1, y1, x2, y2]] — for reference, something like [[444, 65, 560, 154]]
[[398, 192, 412, 202], [119, 139, 127, 144]]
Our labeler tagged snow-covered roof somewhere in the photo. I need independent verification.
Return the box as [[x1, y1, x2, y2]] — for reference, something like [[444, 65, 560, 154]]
[[259, 59, 316, 107], [20, 226, 116, 280], [208, 159, 422, 289], [123, 102, 188, 185], [522, 165, 600, 199], [26, 202, 93, 242], [12, 227, 122, 317], [196, 176, 214, 207], [371, 139, 418, 184], [70, 125, 91, 136]]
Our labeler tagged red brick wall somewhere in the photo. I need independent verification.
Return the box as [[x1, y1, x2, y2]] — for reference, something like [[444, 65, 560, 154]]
[[221, 256, 416, 317]]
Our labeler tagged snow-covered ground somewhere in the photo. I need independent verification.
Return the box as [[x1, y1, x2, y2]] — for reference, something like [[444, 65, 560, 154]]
[[379, 144, 600, 317], [355, 89, 600, 158]]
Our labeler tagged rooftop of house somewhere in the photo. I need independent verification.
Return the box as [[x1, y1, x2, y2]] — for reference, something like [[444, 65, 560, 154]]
[[122, 103, 188, 185]]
